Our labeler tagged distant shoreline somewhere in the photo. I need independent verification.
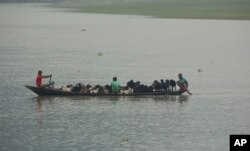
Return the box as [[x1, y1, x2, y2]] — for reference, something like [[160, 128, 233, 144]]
[[51, 0, 250, 20]]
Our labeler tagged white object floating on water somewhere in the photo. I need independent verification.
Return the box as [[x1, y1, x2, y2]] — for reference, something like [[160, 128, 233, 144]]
[[120, 138, 129, 144]]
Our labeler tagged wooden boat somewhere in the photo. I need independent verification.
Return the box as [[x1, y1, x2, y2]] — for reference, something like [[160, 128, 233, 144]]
[[25, 85, 186, 96]]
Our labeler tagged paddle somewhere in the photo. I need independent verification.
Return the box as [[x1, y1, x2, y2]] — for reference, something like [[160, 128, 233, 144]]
[[49, 75, 51, 84], [49, 74, 53, 88], [186, 90, 192, 95]]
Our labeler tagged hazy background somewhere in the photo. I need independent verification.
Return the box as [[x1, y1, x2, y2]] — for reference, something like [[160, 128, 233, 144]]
[[54, 0, 250, 20], [1, 0, 250, 20], [0, 0, 62, 2]]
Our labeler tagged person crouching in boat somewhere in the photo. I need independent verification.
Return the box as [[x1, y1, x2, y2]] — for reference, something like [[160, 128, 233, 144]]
[[111, 77, 120, 94], [177, 73, 188, 91], [36, 70, 52, 88]]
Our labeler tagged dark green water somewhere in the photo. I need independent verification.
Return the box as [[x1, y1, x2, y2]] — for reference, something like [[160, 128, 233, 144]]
[[0, 4, 250, 151]]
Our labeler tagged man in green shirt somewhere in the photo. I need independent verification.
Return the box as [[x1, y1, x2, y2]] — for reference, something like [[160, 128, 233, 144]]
[[111, 77, 120, 94]]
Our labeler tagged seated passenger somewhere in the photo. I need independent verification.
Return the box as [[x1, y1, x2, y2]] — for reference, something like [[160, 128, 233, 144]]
[[111, 77, 120, 94]]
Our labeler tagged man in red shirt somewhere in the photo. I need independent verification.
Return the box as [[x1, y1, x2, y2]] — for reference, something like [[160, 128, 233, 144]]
[[36, 70, 52, 87]]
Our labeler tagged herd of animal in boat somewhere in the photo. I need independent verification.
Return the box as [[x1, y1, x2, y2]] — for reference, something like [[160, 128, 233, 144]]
[[61, 79, 177, 94]]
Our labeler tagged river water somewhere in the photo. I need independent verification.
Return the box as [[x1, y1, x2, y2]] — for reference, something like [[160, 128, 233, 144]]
[[0, 4, 250, 151]]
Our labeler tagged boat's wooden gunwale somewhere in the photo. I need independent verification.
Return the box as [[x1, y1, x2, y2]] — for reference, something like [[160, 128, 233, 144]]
[[25, 85, 186, 96]]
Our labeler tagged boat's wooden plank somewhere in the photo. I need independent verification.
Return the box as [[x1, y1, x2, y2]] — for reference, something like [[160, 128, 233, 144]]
[[25, 85, 186, 96]]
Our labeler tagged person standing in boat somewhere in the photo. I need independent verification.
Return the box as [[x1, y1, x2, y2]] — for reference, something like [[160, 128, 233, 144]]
[[36, 70, 52, 88], [111, 77, 120, 94], [177, 73, 188, 91]]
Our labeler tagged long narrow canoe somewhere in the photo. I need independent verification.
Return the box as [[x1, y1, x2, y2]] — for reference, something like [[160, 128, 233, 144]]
[[25, 85, 186, 96]]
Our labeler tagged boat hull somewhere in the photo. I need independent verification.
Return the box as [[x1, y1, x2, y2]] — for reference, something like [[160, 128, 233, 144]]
[[25, 85, 186, 96]]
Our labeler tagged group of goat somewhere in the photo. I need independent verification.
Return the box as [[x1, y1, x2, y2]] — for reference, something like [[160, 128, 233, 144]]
[[61, 79, 177, 94]]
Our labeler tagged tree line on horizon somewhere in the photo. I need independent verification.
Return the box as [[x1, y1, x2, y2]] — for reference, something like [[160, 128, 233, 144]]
[[0, 0, 64, 2]]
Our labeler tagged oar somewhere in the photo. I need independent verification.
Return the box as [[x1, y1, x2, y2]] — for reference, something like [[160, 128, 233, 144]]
[[49, 75, 52, 84], [186, 90, 192, 95], [49, 74, 53, 88]]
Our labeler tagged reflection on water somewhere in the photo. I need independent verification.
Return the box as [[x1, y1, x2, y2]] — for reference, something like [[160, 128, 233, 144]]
[[35, 97, 42, 112], [32, 95, 190, 128], [178, 95, 189, 102], [33, 94, 190, 103], [29, 95, 192, 151], [34, 97, 43, 129], [29, 95, 189, 150]]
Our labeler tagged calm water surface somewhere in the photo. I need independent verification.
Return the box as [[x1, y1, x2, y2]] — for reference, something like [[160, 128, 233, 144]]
[[0, 4, 250, 151]]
